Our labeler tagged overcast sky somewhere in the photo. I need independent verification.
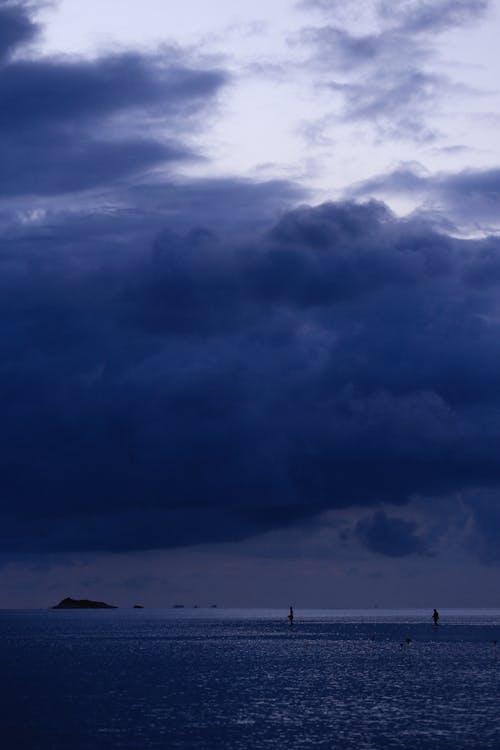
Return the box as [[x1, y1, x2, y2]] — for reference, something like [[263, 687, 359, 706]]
[[2, 0, 500, 608]]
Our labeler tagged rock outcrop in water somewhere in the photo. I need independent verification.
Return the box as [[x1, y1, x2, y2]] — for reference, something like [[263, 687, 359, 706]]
[[52, 597, 117, 609]]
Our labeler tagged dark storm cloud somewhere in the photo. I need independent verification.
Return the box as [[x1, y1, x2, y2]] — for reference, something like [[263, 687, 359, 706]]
[[0, 3, 226, 196], [349, 166, 500, 231], [355, 511, 430, 557], [2, 1, 499, 562], [3, 198, 500, 557], [296, 0, 489, 139]]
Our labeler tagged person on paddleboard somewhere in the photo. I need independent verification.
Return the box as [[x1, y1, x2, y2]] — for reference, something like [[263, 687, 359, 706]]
[[432, 608, 439, 626], [288, 606, 294, 625]]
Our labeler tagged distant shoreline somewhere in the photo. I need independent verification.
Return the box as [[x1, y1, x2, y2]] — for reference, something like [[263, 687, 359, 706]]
[[51, 597, 117, 610]]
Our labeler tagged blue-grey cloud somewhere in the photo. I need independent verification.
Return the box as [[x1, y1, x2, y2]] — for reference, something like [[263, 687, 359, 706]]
[[296, 25, 437, 138], [298, 26, 393, 71], [2, 198, 500, 558], [349, 165, 500, 231], [0, 133, 189, 196], [124, 177, 306, 233], [0, 4, 227, 196], [0, 53, 225, 130], [377, 0, 490, 33], [0, 1, 37, 61], [301, 0, 489, 32], [296, 0, 489, 140], [327, 70, 444, 141]]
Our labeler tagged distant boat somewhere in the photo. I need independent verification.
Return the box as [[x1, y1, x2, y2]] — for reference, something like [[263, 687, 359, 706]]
[[173, 604, 185, 608], [133, 605, 144, 609]]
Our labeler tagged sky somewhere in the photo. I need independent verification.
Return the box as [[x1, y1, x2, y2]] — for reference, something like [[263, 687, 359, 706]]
[[1, 0, 500, 608]]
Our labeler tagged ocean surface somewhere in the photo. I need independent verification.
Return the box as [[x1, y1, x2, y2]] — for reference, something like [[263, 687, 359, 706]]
[[1, 608, 499, 749]]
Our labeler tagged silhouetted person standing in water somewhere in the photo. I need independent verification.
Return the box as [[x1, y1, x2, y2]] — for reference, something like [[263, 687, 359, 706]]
[[433, 608, 439, 626], [288, 606, 294, 625]]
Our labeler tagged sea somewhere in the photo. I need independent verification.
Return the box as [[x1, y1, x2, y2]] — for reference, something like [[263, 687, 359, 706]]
[[1, 608, 499, 749]]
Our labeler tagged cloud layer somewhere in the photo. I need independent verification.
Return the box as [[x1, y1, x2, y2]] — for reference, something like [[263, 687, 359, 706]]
[[1, 0, 499, 566], [2, 198, 500, 556]]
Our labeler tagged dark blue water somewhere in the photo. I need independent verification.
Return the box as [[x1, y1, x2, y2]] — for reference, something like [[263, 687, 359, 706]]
[[1, 609, 499, 749]]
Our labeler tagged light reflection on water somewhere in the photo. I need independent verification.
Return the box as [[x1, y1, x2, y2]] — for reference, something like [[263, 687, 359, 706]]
[[1, 609, 499, 749]]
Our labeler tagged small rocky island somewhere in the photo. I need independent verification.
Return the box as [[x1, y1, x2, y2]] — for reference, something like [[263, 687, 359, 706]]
[[52, 597, 117, 609]]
